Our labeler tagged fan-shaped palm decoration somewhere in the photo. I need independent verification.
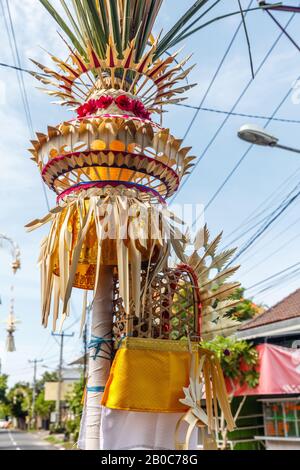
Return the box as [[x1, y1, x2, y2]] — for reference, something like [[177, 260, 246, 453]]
[[187, 224, 241, 340]]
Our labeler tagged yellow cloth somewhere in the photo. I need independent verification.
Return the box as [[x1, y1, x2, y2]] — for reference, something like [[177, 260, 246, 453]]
[[101, 339, 196, 413]]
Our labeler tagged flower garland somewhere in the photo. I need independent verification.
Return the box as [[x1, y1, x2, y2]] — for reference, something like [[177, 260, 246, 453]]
[[76, 95, 151, 120]]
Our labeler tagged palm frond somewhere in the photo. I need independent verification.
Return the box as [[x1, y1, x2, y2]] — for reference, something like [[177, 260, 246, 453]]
[[107, 0, 123, 56], [39, 0, 230, 63], [61, 0, 85, 45], [155, 0, 211, 57], [39, 0, 164, 60], [83, 0, 108, 56], [200, 248, 237, 274], [39, 0, 85, 56], [166, 5, 261, 51], [203, 282, 241, 303]]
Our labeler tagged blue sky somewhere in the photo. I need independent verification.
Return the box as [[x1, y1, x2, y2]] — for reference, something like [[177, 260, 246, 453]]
[[1, 0, 300, 385]]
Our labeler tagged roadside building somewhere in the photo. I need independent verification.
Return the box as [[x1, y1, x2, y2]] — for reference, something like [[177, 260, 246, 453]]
[[228, 289, 300, 450]]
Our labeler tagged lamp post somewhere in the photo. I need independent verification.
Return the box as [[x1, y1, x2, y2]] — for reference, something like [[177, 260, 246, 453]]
[[238, 124, 300, 155]]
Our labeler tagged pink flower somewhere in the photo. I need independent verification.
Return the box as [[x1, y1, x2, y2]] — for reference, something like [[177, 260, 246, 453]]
[[115, 94, 133, 112], [96, 95, 114, 109]]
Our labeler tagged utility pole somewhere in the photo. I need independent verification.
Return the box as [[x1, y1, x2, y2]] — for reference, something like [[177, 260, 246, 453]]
[[52, 332, 74, 427], [29, 358, 44, 429]]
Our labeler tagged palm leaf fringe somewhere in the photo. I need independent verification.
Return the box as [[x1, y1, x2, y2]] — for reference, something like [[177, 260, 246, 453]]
[[186, 224, 242, 339]]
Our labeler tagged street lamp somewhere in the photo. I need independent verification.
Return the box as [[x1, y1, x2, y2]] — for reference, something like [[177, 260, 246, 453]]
[[238, 124, 300, 155]]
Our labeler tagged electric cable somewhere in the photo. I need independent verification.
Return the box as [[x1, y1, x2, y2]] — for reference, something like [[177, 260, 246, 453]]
[[171, 8, 298, 204]]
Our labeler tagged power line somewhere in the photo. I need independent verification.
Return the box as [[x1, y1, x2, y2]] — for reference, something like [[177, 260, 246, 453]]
[[203, 75, 298, 214], [175, 102, 300, 124], [239, 213, 300, 266], [0, 61, 40, 75], [254, 275, 300, 302], [221, 165, 300, 247], [0, 1, 32, 134], [228, 180, 300, 266], [1, 60, 300, 126], [222, 209, 281, 252], [171, 8, 298, 204], [192, 70, 300, 233], [251, 266, 300, 297], [240, 231, 300, 278], [176, 0, 254, 174], [1, 0, 50, 212], [182, 0, 254, 142], [245, 260, 300, 292]]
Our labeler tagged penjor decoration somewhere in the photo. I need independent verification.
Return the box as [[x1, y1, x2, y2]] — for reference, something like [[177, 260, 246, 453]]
[[0, 235, 21, 352], [27, 1, 243, 450], [6, 294, 18, 353]]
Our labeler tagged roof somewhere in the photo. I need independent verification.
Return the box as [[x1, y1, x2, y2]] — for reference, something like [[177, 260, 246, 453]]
[[239, 288, 300, 331], [61, 367, 82, 381]]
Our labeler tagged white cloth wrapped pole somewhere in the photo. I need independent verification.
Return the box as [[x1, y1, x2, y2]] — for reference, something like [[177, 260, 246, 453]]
[[85, 265, 114, 450], [79, 407, 198, 450]]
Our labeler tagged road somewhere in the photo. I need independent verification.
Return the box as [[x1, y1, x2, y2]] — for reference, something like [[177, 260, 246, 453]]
[[0, 429, 60, 450]]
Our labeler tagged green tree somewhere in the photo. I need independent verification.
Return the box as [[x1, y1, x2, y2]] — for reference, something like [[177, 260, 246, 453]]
[[65, 376, 84, 442], [201, 336, 259, 389], [0, 375, 8, 402], [34, 371, 57, 425], [35, 390, 55, 419], [0, 375, 10, 419], [228, 287, 265, 322], [7, 382, 31, 428], [35, 371, 58, 394]]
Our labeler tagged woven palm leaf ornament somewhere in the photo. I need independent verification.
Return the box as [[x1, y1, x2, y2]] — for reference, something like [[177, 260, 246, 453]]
[[25, 0, 255, 450]]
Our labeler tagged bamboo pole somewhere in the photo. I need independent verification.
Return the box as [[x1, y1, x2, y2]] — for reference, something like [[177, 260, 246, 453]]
[[85, 265, 114, 450]]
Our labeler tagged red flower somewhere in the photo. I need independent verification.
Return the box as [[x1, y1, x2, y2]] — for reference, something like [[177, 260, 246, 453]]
[[76, 96, 151, 120], [87, 99, 98, 115], [76, 102, 90, 118], [140, 108, 151, 120], [77, 99, 99, 117], [96, 95, 114, 109], [115, 94, 133, 112], [132, 99, 151, 120]]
